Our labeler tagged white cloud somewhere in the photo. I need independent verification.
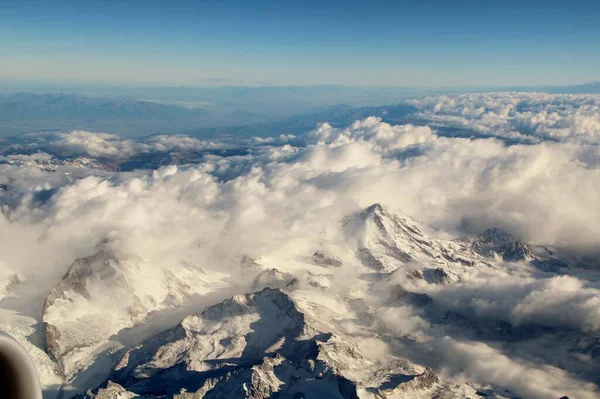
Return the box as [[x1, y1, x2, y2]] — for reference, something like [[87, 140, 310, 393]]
[[438, 337, 599, 399], [1, 152, 53, 162], [412, 269, 600, 332], [307, 117, 434, 152], [411, 92, 600, 143], [55, 130, 143, 158], [40, 131, 221, 159]]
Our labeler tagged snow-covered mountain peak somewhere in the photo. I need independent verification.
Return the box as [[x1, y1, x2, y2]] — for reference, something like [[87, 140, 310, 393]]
[[41, 249, 225, 379], [345, 203, 489, 275], [102, 288, 310, 393], [42, 250, 124, 365], [468, 227, 533, 262], [43, 250, 120, 311], [477, 227, 515, 247], [362, 202, 386, 216]]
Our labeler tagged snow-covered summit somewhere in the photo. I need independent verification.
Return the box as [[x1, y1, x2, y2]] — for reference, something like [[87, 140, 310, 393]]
[[345, 203, 490, 275], [42, 249, 225, 378]]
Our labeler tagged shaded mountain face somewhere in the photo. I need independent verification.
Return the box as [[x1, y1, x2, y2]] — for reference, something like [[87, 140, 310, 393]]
[[463, 227, 581, 270], [42, 250, 123, 365], [81, 288, 473, 399], [102, 289, 312, 397], [468, 227, 532, 261]]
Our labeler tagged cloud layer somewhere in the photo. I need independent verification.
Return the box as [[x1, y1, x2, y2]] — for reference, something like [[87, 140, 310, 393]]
[[1, 92, 600, 398], [411, 92, 600, 143]]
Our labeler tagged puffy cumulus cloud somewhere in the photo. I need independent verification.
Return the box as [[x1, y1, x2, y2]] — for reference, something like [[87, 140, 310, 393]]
[[410, 269, 600, 332], [404, 139, 600, 247], [437, 337, 599, 399], [378, 305, 430, 338], [411, 92, 600, 143], [251, 133, 296, 145], [141, 134, 223, 153], [4, 116, 600, 256], [381, 265, 600, 398], [0, 152, 53, 162], [376, 276, 600, 398], [54, 130, 143, 158], [0, 119, 436, 286], [307, 117, 434, 152], [25, 130, 222, 159], [0, 163, 70, 210], [37, 169, 222, 256], [297, 123, 600, 248]]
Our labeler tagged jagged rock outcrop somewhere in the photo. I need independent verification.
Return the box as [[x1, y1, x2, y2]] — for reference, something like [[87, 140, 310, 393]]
[[83, 381, 138, 398], [43, 250, 120, 314], [2, 273, 20, 296], [470, 228, 532, 261], [240, 255, 262, 271], [390, 284, 433, 307], [252, 268, 295, 291], [371, 367, 440, 397], [312, 250, 343, 267], [42, 250, 124, 369], [466, 227, 575, 271]]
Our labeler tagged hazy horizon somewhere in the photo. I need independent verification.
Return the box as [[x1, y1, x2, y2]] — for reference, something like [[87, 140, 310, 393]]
[[2, 80, 600, 91]]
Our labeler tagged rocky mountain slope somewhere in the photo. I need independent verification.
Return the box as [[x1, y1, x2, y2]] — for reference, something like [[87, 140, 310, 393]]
[[81, 288, 477, 399]]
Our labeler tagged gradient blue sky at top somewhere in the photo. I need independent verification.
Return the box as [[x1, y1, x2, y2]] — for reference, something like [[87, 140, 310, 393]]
[[1, 0, 599, 87]]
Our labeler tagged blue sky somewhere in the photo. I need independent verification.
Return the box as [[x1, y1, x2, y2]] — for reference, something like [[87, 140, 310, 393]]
[[1, 0, 599, 87]]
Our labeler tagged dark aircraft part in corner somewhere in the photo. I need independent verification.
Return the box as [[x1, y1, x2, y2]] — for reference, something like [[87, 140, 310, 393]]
[[0, 332, 42, 399]]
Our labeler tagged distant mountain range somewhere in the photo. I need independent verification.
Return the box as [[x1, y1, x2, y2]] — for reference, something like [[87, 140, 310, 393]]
[[1, 82, 598, 138], [0, 93, 273, 137], [184, 103, 420, 139], [0, 92, 209, 120], [0, 91, 424, 139], [538, 81, 600, 94]]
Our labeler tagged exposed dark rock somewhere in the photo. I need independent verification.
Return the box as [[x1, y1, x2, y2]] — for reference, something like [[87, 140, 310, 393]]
[[471, 228, 531, 261], [390, 284, 433, 307], [42, 250, 121, 362], [240, 255, 262, 270], [3, 273, 20, 294], [312, 250, 343, 267], [43, 250, 119, 314], [422, 268, 451, 284], [252, 268, 294, 291]]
